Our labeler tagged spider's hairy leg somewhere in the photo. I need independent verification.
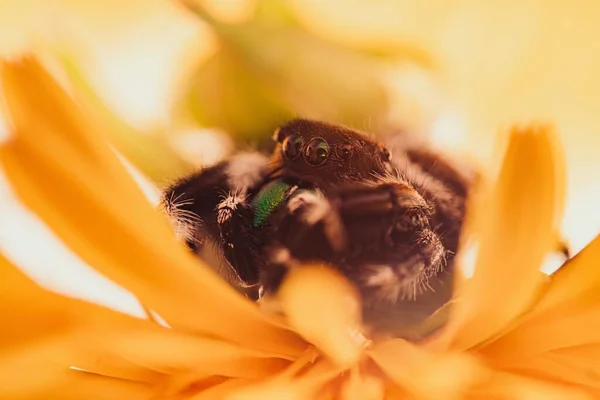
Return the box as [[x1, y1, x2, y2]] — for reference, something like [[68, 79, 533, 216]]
[[262, 182, 445, 297], [259, 180, 452, 336], [382, 129, 572, 261], [161, 152, 271, 283], [274, 190, 346, 261], [382, 130, 476, 254], [215, 191, 262, 284], [257, 189, 346, 296], [329, 181, 455, 336], [333, 182, 446, 292]]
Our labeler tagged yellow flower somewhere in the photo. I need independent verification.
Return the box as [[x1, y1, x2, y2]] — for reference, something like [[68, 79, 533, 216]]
[[0, 55, 599, 400]]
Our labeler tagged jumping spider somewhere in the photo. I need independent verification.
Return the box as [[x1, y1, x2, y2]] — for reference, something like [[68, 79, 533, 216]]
[[162, 118, 479, 336]]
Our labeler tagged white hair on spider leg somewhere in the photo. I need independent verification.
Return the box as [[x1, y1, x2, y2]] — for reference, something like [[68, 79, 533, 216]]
[[287, 191, 331, 225], [216, 192, 247, 225], [162, 190, 203, 244]]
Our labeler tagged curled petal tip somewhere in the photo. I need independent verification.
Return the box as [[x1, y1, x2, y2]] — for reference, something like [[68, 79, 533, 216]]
[[278, 264, 366, 367]]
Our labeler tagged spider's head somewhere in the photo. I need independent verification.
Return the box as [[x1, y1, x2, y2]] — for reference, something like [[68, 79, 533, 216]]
[[271, 119, 396, 189]]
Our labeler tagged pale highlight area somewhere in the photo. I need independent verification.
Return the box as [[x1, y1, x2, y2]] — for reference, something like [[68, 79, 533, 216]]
[[0, 0, 54, 56], [292, 0, 600, 264], [0, 167, 146, 318], [0, 0, 215, 130], [55, 2, 214, 130], [169, 128, 234, 167], [431, 110, 600, 276]]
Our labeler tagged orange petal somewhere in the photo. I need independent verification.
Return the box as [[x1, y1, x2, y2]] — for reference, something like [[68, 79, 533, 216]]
[[37, 370, 153, 400], [473, 371, 594, 400], [490, 350, 600, 394], [0, 252, 164, 385], [480, 236, 600, 361], [438, 124, 564, 350], [369, 338, 486, 400], [0, 253, 76, 347], [530, 235, 600, 316], [0, 335, 81, 399], [340, 367, 384, 400], [186, 378, 256, 400], [277, 264, 367, 368], [481, 305, 600, 362], [0, 55, 306, 356], [158, 358, 292, 397], [1, 249, 292, 390], [225, 359, 343, 400]]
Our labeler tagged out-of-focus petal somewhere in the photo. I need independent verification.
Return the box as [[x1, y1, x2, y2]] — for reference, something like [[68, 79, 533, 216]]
[[0, 252, 74, 346], [58, 52, 193, 182], [529, 235, 600, 316], [226, 359, 343, 400], [478, 236, 600, 358], [488, 350, 600, 395], [475, 241, 600, 394], [0, 252, 163, 388], [473, 371, 594, 400], [1, 250, 294, 390], [369, 338, 486, 400], [437, 124, 564, 350], [158, 358, 292, 397], [277, 265, 367, 368], [36, 370, 153, 400], [340, 367, 384, 400], [481, 305, 600, 367], [0, 56, 306, 356], [186, 378, 256, 400], [0, 255, 152, 395], [0, 335, 79, 399], [82, 328, 295, 379]]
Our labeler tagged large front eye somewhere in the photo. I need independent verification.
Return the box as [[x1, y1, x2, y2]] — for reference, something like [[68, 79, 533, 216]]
[[304, 137, 329, 166], [336, 142, 353, 160], [282, 134, 304, 160]]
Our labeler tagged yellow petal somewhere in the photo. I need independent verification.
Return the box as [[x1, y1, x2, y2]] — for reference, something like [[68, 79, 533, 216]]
[[277, 264, 367, 367], [438, 123, 564, 350], [0, 55, 306, 356]]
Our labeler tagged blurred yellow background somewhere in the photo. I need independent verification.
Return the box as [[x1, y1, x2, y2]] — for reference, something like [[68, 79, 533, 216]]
[[0, 0, 598, 310]]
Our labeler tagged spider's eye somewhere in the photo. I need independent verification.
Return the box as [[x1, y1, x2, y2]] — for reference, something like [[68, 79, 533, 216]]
[[336, 142, 353, 160], [304, 137, 329, 166], [282, 134, 304, 160]]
